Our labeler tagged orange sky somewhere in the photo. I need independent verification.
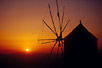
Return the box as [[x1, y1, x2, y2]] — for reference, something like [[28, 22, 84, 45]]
[[0, 0, 102, 54]]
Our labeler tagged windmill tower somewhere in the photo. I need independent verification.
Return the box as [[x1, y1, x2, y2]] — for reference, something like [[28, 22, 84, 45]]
[[38, 0, 70, 58]]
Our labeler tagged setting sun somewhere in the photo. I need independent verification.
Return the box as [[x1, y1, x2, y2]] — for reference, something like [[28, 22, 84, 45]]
[[26, 49, 29, 52]]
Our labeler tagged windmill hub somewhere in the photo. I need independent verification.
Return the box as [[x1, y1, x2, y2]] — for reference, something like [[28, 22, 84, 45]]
[[56, 36, 62, 42]]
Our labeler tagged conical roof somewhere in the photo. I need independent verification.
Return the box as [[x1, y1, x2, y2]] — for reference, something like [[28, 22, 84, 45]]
[[64, 20, 98, 40]]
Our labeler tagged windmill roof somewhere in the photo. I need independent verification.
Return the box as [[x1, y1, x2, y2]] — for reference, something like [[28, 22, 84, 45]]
[[64, 20, 98, 40]]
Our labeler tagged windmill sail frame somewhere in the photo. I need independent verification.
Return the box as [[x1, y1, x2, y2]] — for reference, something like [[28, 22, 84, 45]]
[[38, 0, 70, 58]]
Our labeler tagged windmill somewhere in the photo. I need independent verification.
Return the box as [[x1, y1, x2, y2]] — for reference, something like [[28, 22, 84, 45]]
[[38, 0, 70, 58]]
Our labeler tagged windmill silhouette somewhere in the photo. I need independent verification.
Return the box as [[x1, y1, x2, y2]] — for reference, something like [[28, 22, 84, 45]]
[[38, 0, 70, 58]]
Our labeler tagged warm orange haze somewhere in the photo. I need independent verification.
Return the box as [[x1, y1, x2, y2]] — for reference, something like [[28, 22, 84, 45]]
[[0, 0, 102, 54], [0, 0, 102, 68]]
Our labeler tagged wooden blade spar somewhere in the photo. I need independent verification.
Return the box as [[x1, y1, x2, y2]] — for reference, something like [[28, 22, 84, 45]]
[[42, 20, 56, 35], [41, 41, 56, 44], [62, 19, 70, 33], [48, 4, 58, 38], [47, 41, 57, 59], [38, 39, 56, 41]]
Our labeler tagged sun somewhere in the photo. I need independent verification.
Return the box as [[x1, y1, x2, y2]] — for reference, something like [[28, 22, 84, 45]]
[[26, 49, 29, 52]]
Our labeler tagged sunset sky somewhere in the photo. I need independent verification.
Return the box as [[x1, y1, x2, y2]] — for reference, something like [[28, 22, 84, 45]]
[[0, 0, 102, 54]]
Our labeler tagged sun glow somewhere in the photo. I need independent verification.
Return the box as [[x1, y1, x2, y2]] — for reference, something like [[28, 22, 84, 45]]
[[26, 49, 29, 52]]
